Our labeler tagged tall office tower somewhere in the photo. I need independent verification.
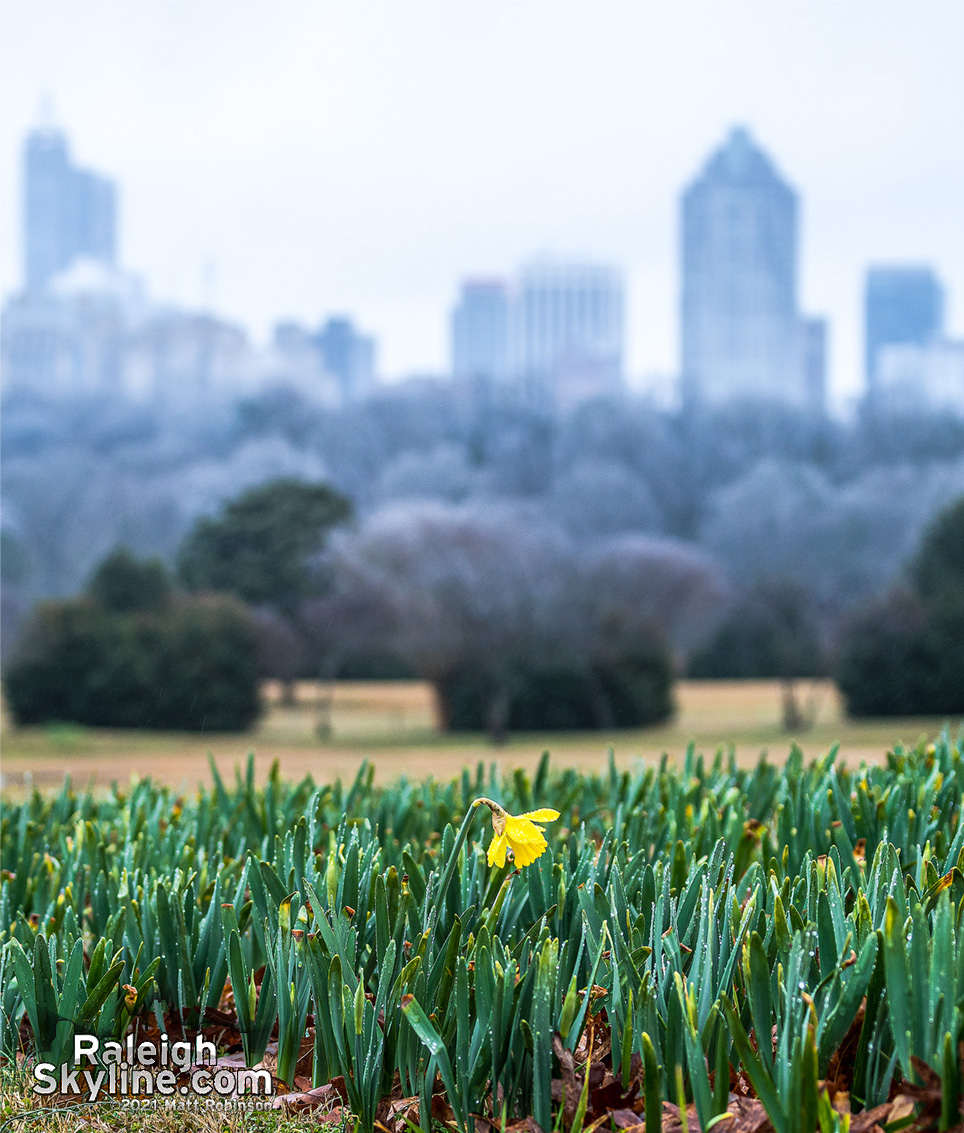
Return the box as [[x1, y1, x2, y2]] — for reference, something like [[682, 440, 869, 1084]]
[[23, 127, 117, 292], [802, 318, 828, 413], [451, 279, 511, 385], [864, 266, 944, 392], [516, 258, 624, 408], [876, 339, 964, 414], [314, 316, 376, 402], [681, 126, 812, 406]]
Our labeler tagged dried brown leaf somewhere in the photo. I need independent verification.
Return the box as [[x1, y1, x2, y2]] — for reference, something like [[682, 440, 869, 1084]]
[[552, 1034, 580, 1132], [849, 1102, 898, 1133], [272, 1082, 339, 1113]]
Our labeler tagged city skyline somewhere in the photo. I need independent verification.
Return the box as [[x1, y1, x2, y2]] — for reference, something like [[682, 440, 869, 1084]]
[[6, 116, 962, 414], [2, 2, 963, 407]]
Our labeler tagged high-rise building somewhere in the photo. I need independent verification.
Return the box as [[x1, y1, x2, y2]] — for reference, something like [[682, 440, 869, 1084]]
[[875, 339, 964, 414], [451, 279, 511, 385], [515, 258, 624, 407], [864, 266, 944, 393], [681, 126, 821, 408], [802, 318, 828, 413], [23, 127, 117, 292], [314, 316, 376, 402]]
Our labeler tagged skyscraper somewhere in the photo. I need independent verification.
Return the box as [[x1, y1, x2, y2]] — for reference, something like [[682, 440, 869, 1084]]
[[451, 279, 511, 385], [876, 339, 964, 414], [681, 127, 819, 408], [515, 258, 624, 407], [23, 127, 116, 292], [802, 318, 828, 412], [864, 266, 944, 392], [314, 316, 376, 402]]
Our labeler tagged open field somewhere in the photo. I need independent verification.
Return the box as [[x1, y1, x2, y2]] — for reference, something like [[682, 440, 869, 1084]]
[[1, 678, 959, 795]]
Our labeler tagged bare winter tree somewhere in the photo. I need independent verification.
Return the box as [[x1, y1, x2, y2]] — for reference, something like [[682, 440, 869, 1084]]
[[577, 534, 730, 660], [549, 461, 662, 540], [701, 457, 964, 610], [299, 581, 403, 737], [251, 606, 308, 689], [325, 501, 574, 741], [320, 503, 730, 741], [2, 450, 139, 598], [373, 444, 489, 506], [6, 384, 964, 681]]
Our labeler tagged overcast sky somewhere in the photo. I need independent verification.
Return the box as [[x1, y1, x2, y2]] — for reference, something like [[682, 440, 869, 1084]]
[[2, 1, 962, 405]]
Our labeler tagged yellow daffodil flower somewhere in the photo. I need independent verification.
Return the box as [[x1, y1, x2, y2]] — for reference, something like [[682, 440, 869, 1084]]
[[474, 798, 560, 868]]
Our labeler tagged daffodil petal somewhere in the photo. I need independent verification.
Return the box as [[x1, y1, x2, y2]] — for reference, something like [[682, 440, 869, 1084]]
[[508, 837, 546, 866], [503, 816, 548, 844], [487, 833, 508, 868], [519, 809, 560, 822]]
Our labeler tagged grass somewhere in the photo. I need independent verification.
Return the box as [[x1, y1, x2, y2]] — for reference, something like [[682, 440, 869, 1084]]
[[3, 736, 961, 1129], [1, 678, 959, 797], [0, 1063, 343, 1132]]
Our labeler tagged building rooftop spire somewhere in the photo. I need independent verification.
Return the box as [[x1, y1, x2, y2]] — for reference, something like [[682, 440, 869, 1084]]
[[34, 91, 62, 135], [692, 124, 787, 189]]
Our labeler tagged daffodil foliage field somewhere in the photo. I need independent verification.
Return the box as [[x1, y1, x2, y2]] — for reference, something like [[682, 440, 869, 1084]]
[[2, 737, 964, 1133]]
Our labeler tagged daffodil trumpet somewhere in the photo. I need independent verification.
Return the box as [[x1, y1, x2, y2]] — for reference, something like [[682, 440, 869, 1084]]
[[473, 797, 561, 868]]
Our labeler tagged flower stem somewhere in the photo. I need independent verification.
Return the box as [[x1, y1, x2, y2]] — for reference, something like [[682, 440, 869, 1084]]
[[431, 799, 486, 913]]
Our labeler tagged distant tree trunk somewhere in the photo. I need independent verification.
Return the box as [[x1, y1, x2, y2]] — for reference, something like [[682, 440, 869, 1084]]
[[315, 684, 333, 740], [433, 679, 452, 733], [587, 667, 615, 729], [281, 678, 297, 707], [781, 678, 818, 733], [486, 685, 511, 747], [314, 658, 337, 741], [781, 679, 803, 732]]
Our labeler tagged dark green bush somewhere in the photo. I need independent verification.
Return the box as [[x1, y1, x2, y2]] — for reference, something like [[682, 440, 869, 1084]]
[[835, 587, 964, 716], [439, 647, 673, 733], [689, 583, 824, 679], [3, 593, 261, 732], [333, 651, 417, 681], [2, 600, 156, 728], [87, 547, 173, 614], [835, 494, 964, 717], [509, 653, 674, 731], [147, 596, 262, 730], [506, 666, 601, 731], [177, 478, 352, 618], [924, 591, 964, 710], [911, 494, 964, 601], [598, 651, 675, 727]]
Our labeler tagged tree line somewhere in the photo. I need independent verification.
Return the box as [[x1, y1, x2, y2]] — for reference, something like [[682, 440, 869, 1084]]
[[5, 473, 963, 739], [4, 385, 964, 643]]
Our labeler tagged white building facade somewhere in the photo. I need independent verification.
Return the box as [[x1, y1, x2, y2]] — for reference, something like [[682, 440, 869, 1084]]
[[451, 259, 625, 409], [515, 258, 624, 408]]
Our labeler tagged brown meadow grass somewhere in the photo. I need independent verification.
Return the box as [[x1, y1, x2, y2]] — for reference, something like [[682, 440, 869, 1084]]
[[2, 679, 956, 797]]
